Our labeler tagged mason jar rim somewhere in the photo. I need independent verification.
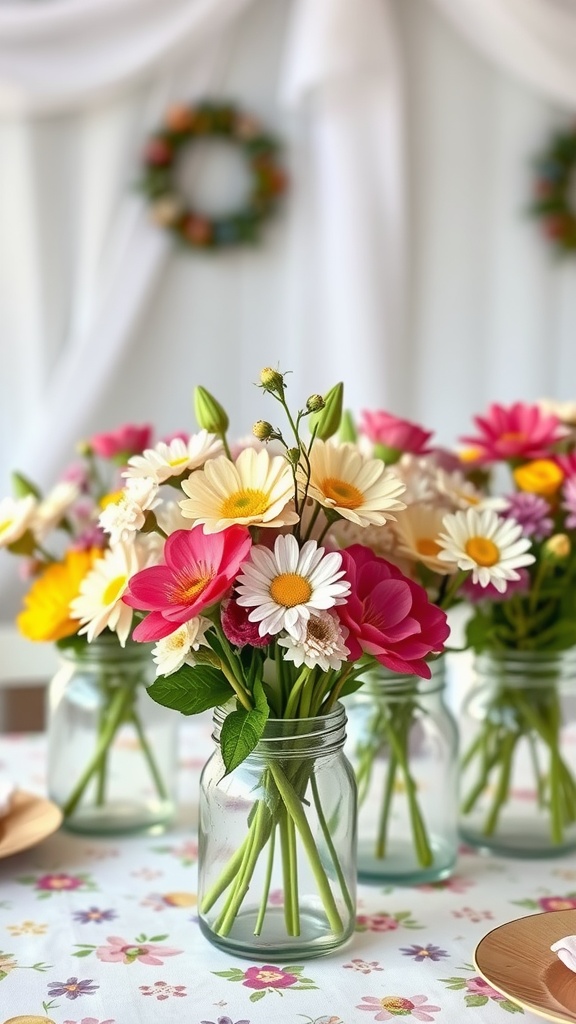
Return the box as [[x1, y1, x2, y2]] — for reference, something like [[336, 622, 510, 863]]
[[212, 701, 347, 758]]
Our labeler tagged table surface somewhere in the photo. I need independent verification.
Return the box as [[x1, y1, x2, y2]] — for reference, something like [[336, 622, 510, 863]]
[[0, 717, 574, 1024]]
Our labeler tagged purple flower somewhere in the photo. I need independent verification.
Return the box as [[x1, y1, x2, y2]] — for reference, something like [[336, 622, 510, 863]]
[[503, 492, 553, 539], [562, 477, 576, 529], [47, 977, 99, 1000], [73, 907, 117, 924], [400, 943, 449, 962], [200, 1018, 250, 1024]]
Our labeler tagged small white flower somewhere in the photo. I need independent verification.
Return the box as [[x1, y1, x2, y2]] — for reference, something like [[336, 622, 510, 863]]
[[70, 542, 146, 645], [99, 478, 160, 545], [236, 534, 350, 639], [32, 481, 80, 541], [0, 495, 38, 548], [152, 617, 211, 676], [123, 431, 224, 484], [278, 611, 350, 671], [437, 507, 535, 592], [154, 500, 195, 535]]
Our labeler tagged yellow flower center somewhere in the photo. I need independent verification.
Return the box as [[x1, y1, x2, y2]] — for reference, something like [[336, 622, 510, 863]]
[[257, 969, 284, 983], [269, 572, 312, 607], [416, 538, 441, 558], [220, 488, 270, 519], [458, 447, 482, 463], [465, 536, 500, 567], [173, 569, 213, 603], [501, 430, 525, 443], [100, 490, 123, 509], [381, 996, 413, 1012], [0, 518, 13, 534], [168, 455, 191, 468], [102, 575, 127, 605], [513, 459, 564, 498], [321, 477, 364, 509]]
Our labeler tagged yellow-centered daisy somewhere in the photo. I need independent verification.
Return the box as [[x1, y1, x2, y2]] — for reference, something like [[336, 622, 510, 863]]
[[70, 541, 147, 646], [305, 441, 406, 527], [392, 503, 454, 575], [179, 447, 299, 534], [0, 495, 37, 548], [436, 507, 535, 593], [123, 431, 223, 484]]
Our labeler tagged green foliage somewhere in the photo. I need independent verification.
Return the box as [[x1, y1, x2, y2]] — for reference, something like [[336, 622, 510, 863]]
[[147, 665, 232, 715]]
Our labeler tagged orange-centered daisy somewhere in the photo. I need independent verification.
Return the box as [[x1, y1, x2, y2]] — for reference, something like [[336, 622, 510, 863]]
[[436, 507, 535, 593], [305, 441, 406, 527]]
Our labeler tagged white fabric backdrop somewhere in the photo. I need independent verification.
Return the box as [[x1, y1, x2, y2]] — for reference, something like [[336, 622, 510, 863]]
[[1, 0, 576, 616]]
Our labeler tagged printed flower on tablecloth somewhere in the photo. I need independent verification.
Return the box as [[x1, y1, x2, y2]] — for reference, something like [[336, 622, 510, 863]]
[[152, 840, 198, 865], [18, 872, 97, 899], [400, 944, 450, 962], [440, 966, 523, 1013], [200, 1016, 250, 1024], [72, 908, 117, 924], [63, 1018, 115, 1024], [140, 891, 197, 911], [0, 950, 51, 982], [356, 911, 423, 932], [73, 934, 182, 965], [139, 980, 187, 1000], [343, 958, 384, 974], [6, 920, 48, 936], [356, 994, 441, 1021], [513, 891, 576, 912], [46, 978, 99, 1000], [213, 964, 317, 1003], [416, 875, 474, 894]]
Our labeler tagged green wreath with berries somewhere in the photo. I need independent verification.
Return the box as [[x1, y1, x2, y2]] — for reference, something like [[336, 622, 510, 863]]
[[531, 125, 576, 254], [139, 99, 287, 250]]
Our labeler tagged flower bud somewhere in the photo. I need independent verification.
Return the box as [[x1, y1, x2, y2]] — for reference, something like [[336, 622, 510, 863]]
[[339, 409, 357, 443], [259, 367, 285, 394], [543, 533, 571, 563], [193, 385, 229, 434], [309, 382, 343, 441], [11, 471, 42, 500], [306, 394, 325, 413], [253, 420, 274, 441], [286, 447, 301, 467]]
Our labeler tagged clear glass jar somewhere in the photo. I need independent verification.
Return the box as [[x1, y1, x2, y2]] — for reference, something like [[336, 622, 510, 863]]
[[345, 658, 458, 884], [198, 702, 356, 961], [460, 649, 576, 857], [47, 634, 177, 835]]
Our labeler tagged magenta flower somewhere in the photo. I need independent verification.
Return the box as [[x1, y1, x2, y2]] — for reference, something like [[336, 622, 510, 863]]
[[361, 410, 433, 456], [336, 545, 449, 677], [241, 965, 298, 990], [95, 935, 182, 965], [460, 401, 565, 464], [357, 994, 440, 1021], [562, 477, 576, 529], [124, 525, 252, 641], [89, 423, 153, 459], [539, 896, 576, 912], [503, 492, 554, 539], [465, 977, 504, 1000], [221, 596, 272, 648], [36, 873, 85, 892]]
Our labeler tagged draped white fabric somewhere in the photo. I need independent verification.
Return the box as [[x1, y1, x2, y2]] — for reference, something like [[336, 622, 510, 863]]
[[1, 0, 576, 616]]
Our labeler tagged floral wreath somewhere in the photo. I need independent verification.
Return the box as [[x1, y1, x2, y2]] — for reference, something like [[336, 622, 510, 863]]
[[139, 99, 287, 250], [532, 125, 576, 254]]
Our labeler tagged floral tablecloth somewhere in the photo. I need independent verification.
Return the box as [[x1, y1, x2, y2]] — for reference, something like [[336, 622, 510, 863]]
[[0, 717, 574, 1024]]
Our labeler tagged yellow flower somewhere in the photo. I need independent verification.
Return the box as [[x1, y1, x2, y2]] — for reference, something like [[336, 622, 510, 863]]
[[513, 459, 564, 498], [17, 548, 102, 642]]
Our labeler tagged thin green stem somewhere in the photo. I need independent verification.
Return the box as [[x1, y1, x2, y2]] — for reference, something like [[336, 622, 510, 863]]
[[129, 709, 169, 800], [62, 684, 133, 818], [310, 773, 355, 917], [254, 826, 276, 936]]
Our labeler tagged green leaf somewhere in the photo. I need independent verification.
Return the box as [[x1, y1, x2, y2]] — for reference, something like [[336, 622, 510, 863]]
[[11, 470, 42, 499], [500, 999, 523, 1013], [250, 989, 267, 1002], [212, 969, 244, 979], [439, 978, 467, 989], [147, 664, 232, 715], [220, 702, 269, 774], [465, 995, 489, 1007], [72, 949, 93, 958], [148, 934, 168, 942]]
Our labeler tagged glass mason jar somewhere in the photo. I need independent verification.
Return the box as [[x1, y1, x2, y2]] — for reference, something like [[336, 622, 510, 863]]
[[198, 702, 356, 961], [47, 634, 177, 835], [459, 649, 576, 857], [345, 658, 458, 884]]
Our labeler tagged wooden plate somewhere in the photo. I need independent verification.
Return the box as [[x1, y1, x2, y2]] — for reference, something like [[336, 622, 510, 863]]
[[474, 909, 576, 1023], [0, 791, 62, 858]]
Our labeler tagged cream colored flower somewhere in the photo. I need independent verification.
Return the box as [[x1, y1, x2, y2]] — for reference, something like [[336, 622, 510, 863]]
[[179, 447, 299, 534], [70, 541, 145, 645], [0, 495, 38, 548], [305, 441, 406, 527], [99, 478, 160, 545], [32, 482, 80, 541], [123, 431, 223, 484], [278, 610, 350, 670], [392, 503, 455, 575], [437, 507, 535, 592], [152, 617, 211, 676]]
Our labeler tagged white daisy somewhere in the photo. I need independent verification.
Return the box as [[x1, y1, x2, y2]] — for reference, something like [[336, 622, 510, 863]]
[[152, 617, 212, 676], [392, 503, 455, 575], [0, 495, 38, 548], [154, 500, 195, 535], [235, 534, 350, 639], [278, 610, 350, 671], [436, 507, 535, 593], [32, 481, 80, 541], [123, 431, 224, 484], [305, 440, 406, 527], [99, 478, 160, 545], [70, 541, 145, 646], [179, 447, 299, 534]]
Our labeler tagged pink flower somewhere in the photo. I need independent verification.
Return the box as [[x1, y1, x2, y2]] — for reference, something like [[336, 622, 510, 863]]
[[466, 977, 504, 1000], [460, 402, 565, 464], [357, 994, 441, 1021], [221, 596, 272, 647], [361, 410, 433, 456], [36, 873, 84, 892], [124, 525, 252, 641], [336, 545, 449, 678], [89, 424, 153, 460], [539, 896, 576, 912], [95, 936, 182, 965], [63, 1019, 115, 1024], [242, 965, 298, 990], [356, 913, 399, 932], [562, 477, 576, 529]]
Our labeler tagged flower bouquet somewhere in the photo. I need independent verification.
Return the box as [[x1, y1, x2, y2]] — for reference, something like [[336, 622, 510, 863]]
[[76, 368, 450, 956], [454, 400, 576, 853]]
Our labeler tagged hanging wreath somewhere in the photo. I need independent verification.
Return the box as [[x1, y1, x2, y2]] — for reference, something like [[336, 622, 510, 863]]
[[531, 126, 576, 254], [139, 99, 287, 250]]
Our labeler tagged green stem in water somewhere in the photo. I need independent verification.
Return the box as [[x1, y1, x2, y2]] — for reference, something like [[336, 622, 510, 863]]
[[375, 747, 398, 860], [62, 683, 133, 818], [310, 773, 355, 917], [254, 826, 276, 936], [129, 709, 169, 800]]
